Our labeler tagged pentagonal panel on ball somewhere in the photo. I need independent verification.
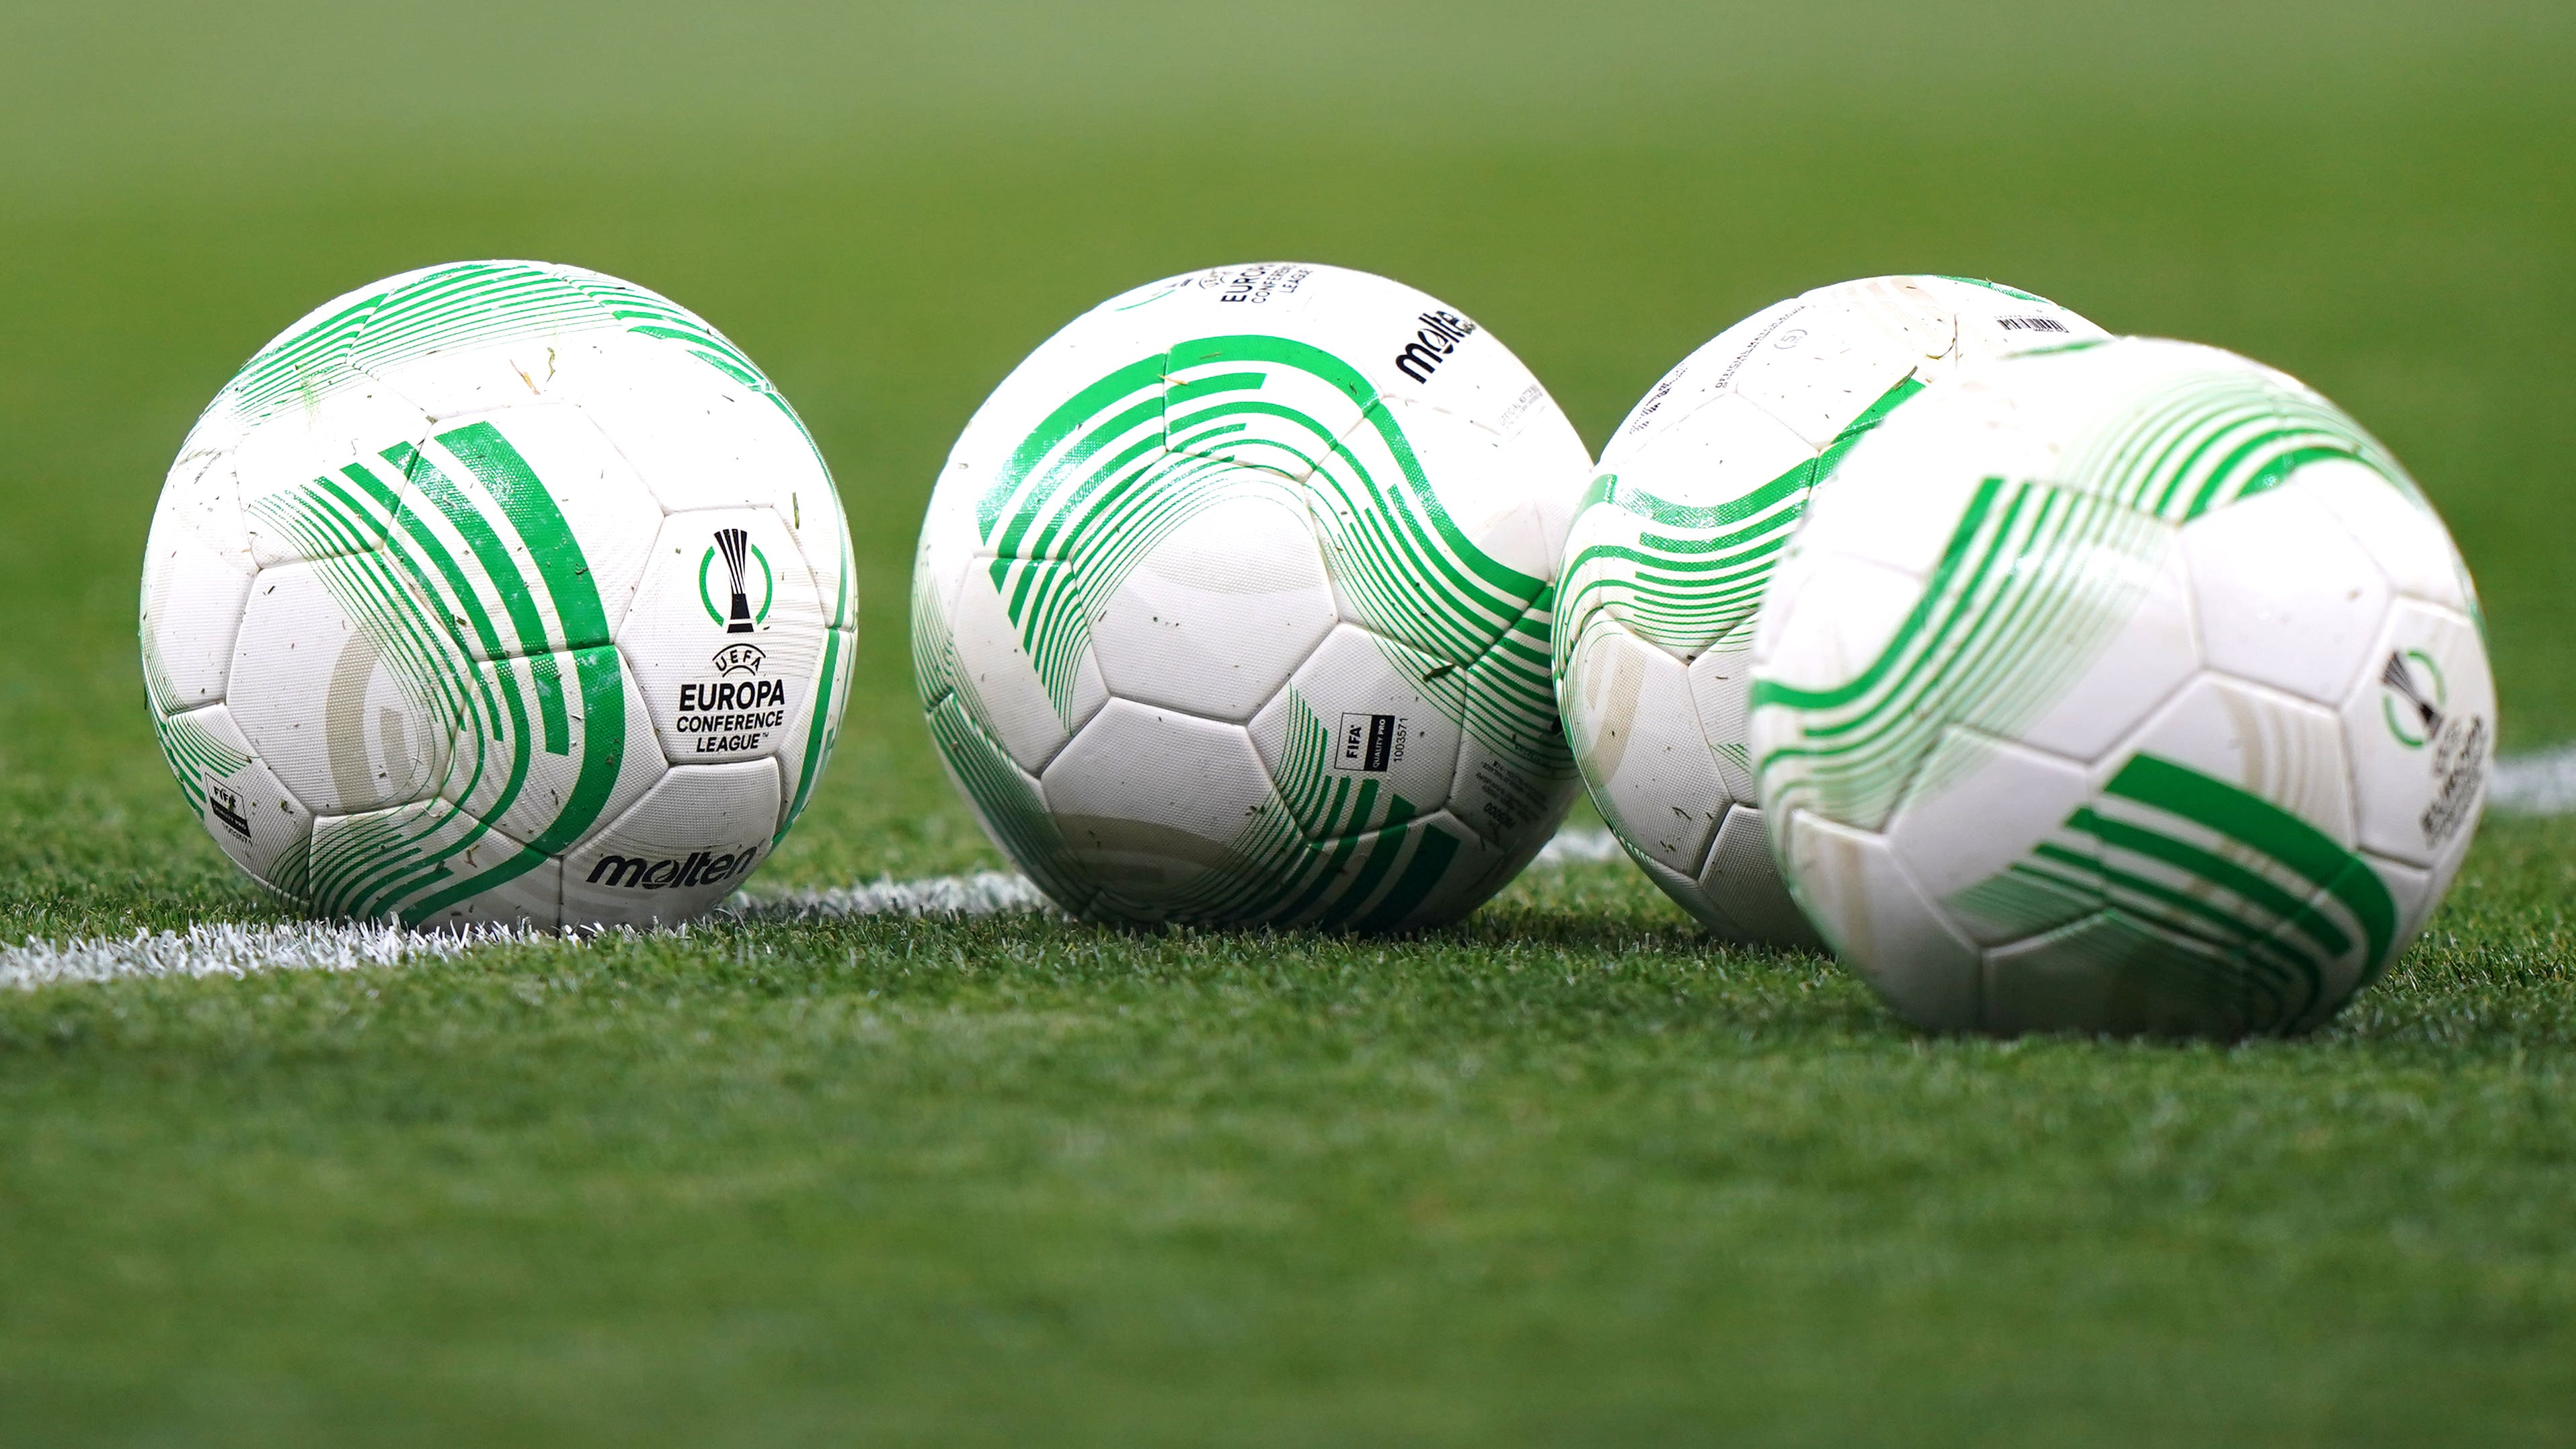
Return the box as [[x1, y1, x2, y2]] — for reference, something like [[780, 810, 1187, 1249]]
[[1778, 810, 1982, 1031], [1560, 613, 1727, 877], [943, 556, 1109, 775], [229, 561, 455, 817], [1683, 637, 1762, 807], [162, 703, 314, 898], [1042, 699, 1274, 911], [2181, 483, 2390, 707], [2013, 533, 2199, 762], [1088, 490, 1337, 723], [1249, 623, 1462, 838], [2113, 673, 2357, 848], [2338, 599, 2494, 870], [2068, 676, 2394, 1029], [2296, 459, 2476, 616], [1360, 393, 1588, 582], [1745, 549, 1926, 700], [1889, 728, 2101, 947], [1690, 804, 1821, 948], [563, 757, 783, 927], [623, 508, 826, 767], [1721, 288, 1950, 451], [1599, 299, 1802, 457], [395, 403, 666, 648], [227, 385, 436, 569], [549, 337, 833, 522], [141, 504, 255, 711], [1617, 391, 1820, 520], [1982, 909, 2257, 1039], [436, 645, 664, 862]]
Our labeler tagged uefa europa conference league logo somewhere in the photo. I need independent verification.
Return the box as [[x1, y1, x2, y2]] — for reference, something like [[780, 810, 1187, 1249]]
[[2381, 647, 2487, 849], [678, 527, 789, 754]]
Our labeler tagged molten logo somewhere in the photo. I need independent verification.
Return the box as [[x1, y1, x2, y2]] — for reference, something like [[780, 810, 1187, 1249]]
[[1393, 311, 1479, 384], [585, 845, 763, 891]]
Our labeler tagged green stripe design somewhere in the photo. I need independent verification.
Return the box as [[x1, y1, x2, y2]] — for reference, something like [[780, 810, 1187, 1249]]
[[923, 334, 1546, 927], [2054, 360, 2423, 522], [913, 564, 1094, 912], [1754, 473, 2174, 829], [245, 420, 627, 924], [215, 261, 787, 426], [1556, 375, 1923, 667], [1754, 350, 2440, 833], [1753, 347, 2431, 1029], [972, 336, 1558, 767], [1949, 753, 2398, 1031], [152, 709, 251, 816], [1933, 276, 2047, 303], [1144, 687, 1468, 931]]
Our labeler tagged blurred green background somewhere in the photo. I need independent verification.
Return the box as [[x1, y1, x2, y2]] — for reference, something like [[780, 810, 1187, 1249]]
[[3, 3, 2574, 1442]]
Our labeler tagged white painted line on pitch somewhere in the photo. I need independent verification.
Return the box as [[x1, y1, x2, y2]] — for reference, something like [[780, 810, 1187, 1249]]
[[18, 765, 2576, 994], [2489, 742, 2576, 815], [0, 830, 1635, 990], [0, 918, 563, 992], [734, 831, 1631, 921], [736, 869, 1054, 921], [1532, 826, 1625, 866]]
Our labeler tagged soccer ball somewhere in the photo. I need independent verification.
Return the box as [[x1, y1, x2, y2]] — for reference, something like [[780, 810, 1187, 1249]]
[[1748, 336, 2493, 1036], [912, 262, 1590, 928], [1555, 276, 2105, 942], [141, 260, 856, 929]]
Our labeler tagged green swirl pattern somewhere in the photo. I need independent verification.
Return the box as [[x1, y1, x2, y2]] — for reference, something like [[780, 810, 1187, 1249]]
[[1754, 359, 2427, 831], [919, 332, 1561, 928], [1949, 753, 2398, 1031], [1755, 350, 2430, 1029], [248, 422, 628, 923]]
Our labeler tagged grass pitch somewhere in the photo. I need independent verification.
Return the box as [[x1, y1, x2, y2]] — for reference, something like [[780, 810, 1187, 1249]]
[[3, 2, 2573, 1442]]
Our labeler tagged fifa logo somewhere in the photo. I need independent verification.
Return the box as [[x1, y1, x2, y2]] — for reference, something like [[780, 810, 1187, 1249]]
[[1333, 713, 1406, 773], [206, 781, 251, 838]]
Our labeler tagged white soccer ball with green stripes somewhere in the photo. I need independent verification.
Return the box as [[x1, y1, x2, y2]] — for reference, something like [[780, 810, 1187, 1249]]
[[141, 261, 855, 929], [1555, 276, 2105, 942], [914, 262, 1589, 928], [1750, 336, 2493, 1036]]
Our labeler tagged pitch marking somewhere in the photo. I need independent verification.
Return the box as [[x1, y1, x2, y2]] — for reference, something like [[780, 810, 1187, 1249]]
[[17, 748, 2576, 994]]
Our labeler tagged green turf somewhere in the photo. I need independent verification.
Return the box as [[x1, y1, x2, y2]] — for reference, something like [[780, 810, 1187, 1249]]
[[3, 1, 2574, 1442]]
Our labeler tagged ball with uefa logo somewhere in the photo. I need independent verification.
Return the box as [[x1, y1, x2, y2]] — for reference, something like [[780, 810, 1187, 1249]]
[[140, 260, 855, 928], [1748, 336, 2493, 1036]]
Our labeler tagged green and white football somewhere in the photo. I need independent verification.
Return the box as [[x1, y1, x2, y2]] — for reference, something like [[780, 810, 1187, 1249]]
[[913, 262, 1590, 928], [141, 261, 855, 929], [1749, 336, 2493, 1036], [1554, 276, 2105, 943]]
